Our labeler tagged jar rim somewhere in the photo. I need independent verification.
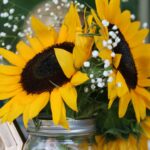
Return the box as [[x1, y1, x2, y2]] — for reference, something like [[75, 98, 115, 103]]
[[27, 119, 96, 137]]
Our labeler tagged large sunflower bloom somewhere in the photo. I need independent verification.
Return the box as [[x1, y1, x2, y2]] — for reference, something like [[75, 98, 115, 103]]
[[92, 0, 150, 122], [96, 135, 148, 150], [0, 4, 93, 128]]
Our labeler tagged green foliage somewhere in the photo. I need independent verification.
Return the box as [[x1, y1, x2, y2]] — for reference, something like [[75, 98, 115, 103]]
[[96, 100, 142, 142]]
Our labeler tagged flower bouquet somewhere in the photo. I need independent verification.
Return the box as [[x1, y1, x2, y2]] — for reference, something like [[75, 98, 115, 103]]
[[0, 0, 150, 149]]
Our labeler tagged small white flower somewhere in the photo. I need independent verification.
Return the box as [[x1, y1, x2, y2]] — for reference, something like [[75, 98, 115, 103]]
[[92, 50, 99, 58], [0, 32, 6, 37], [102, 20, 109, 27], [108, 70, 113, 74], [80, 4, 85, 8], [116, 31, 119, 34], [116, 82, 122, 87], [8, 15, 13, 20], [131, 14, 136, 20], [102, 40, 108, 47], [115, 37, 121, 43], [1, 42, 5, 46], [109, 31, 115, 37], [13, 24, 18, 29], [142, 22, 148, 28], [97, 82, 105, 88], [3, 0, 9, 5], [2, 12, 9, 18], [97, 78, 102, 83], [21, 15, 25, 20], [84, 87, 89, 93], [103, 71, 109, 77], [107, 39, 113, 44], [9, 8, 15, 14], [112, 42, 118, 48], [18, 32, 25, 37], [107, 77, 113, 83], [6, 45, 11, 50], [107, 45, 113, 50], [112, 25, 118, 30], [91, 79, 96, 83], [111, 52, 116, 57], [84, 61, 90, 67], [89, 74, 94, 78], [104, 59, 110, 68], [91, 84, 96, 90]]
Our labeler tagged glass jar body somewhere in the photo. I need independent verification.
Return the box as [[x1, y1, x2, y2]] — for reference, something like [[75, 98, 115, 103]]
[[23, 119, 97, 150], [24, 134, 97, 150]]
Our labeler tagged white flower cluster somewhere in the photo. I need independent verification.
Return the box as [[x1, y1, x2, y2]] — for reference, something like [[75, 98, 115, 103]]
[[102, 21, 121, 51]]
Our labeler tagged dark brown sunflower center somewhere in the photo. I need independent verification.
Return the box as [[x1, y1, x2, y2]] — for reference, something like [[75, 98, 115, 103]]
[[20, 42, 75, 94], [108, 24, 137, 89]]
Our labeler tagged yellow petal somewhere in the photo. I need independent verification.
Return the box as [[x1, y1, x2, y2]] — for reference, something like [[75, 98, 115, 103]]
[[124, 21, 141, 41], [71, 71, 89, 86], [16, 41, 35, 61], [27, 36, 44, 53], [0, 65, 22, 75], [119, 92, 131, 118], [59, 102, 69, 129], [50, 88, 62, 125], [95, 0, 109, 20], [0, 99, 13, 117], [0, 89, 22, 100], [31, 16, 57, 48], [108, 0, 121, 22], [131, 90, 146, 121], [0, 83, 21, 92], [0, 48, 25, 67], [59, 83, 78, 112], [99, 49, 112, 62], [73, 34, 93, 68], [135, 86, 150, 101], [108, 72, 117, 108], [91, 9, 104, 30], [29, 92, 49, 119], [6, 102, 24, 122], [131, 93, 140, 122], [59, 3, 81, 43], [138, 79, 150, 87], [0, 75, 20, 85], [57, 25, 68, 44], [113, 54, 122, 68], [116, 71, 129, 97], [23, 105, 30, 128], [129, 29, 149, 48], [54, 48, 76, 78], [116, 10, 131, 34], [91, 10, 108, 39]]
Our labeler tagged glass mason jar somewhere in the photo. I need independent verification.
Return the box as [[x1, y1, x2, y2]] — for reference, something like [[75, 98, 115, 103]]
[[23, 119, 97, 150]]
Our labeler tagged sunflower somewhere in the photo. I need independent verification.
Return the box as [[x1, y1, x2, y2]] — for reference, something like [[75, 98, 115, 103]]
[[0, 4, 93, 128], [96, 135, 148, 150], [92, 0, 150, 122]]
